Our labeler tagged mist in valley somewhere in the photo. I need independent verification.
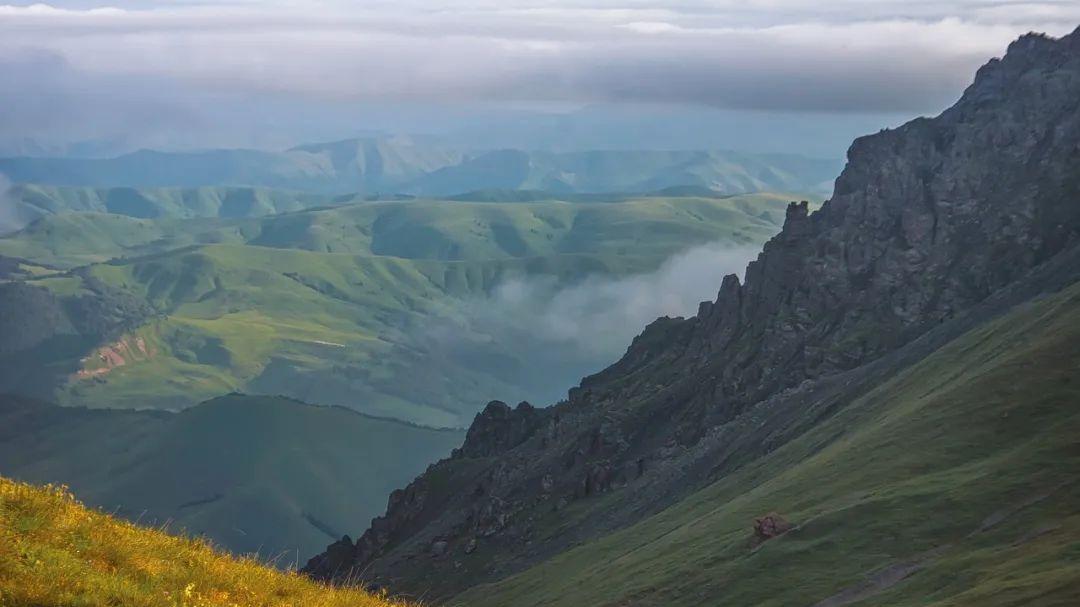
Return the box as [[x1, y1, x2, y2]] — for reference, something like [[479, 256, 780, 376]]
[[411, 243, 760, 409]]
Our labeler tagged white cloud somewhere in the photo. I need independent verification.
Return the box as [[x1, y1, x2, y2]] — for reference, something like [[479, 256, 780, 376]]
[[620, 21, 684, 34], [482, 243, 760, 357]]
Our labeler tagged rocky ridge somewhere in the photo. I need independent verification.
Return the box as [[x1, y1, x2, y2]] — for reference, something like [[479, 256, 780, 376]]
[[303, 27, 1080, 600]]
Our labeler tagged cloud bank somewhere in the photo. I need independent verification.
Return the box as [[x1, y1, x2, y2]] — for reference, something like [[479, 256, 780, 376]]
[[1, 2, 1077, 152], [482, 243, 759, 358], [2, 2, 1077, 111]]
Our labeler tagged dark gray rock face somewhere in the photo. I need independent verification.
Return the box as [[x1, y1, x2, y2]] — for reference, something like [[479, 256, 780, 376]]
[[303, 28, 1080, 599], [453, 401, 541, 459]]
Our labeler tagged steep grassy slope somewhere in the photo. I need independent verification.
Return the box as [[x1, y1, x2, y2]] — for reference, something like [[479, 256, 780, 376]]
[[451, 281, 1080, 607], [0, 476, 412, 607], [0, 394, 463, 562], [0, 194, 799, 424]]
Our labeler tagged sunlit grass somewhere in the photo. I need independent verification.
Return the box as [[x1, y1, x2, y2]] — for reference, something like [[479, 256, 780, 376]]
[[0, 477, 415, 607]]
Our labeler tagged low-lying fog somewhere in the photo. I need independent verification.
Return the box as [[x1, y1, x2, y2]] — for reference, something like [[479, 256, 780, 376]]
[[414, 243, 759, 409]]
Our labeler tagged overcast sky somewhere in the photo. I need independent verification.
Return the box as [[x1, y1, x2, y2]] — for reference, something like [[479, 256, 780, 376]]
[[1, 1, 1078, 154]]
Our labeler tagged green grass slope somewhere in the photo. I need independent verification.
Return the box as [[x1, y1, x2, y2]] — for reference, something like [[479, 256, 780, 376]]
[[46, 244, 658, 422], [6, 184, 355, 225], [453, 281, 1080, 607], [0, 393, 463, 563], [0, 193, 800, 268], [0, 194, 802, 425], [248, 194, 792, 258]]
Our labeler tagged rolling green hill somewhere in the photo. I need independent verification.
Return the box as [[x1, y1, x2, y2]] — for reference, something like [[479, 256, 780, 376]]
[[0, 193, 804, 425], [0, 192, 799, 268], [0, 393, 463, 563], [452, 279, 1080, 607], [50, 244, 643, 422], [5, 183, 362, 225]]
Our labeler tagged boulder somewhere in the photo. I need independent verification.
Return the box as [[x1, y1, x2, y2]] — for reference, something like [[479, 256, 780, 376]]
[[754, 513, 793, 541]]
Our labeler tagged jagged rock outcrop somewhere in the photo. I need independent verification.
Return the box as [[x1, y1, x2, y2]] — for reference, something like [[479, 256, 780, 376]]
[[304, 27, 1080, 600], [452, 401, 541, 459]]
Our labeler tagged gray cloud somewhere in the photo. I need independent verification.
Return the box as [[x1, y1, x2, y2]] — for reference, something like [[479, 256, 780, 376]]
[[0, 49, 200, 146], [2, 3, 1077, 110], [0, 2, 1077, 153]]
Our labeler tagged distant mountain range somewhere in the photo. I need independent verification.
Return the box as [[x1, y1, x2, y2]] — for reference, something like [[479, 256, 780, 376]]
[[401, 149, 839, 197], [0, 139, 454, 195], [2, 182, 792, 230], [0, 139, 841, 198]]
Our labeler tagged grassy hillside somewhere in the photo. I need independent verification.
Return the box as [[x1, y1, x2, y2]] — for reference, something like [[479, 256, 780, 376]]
[[0, 394, 463, 561], [2, 192, 774, 276], [22, 245, 656, 422], [0, 194, 801, 424], [0, 192, 799, 268], [452, 281, 1080, 606], [6, 183, 359, 225], [0, 476, 412, 607]]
